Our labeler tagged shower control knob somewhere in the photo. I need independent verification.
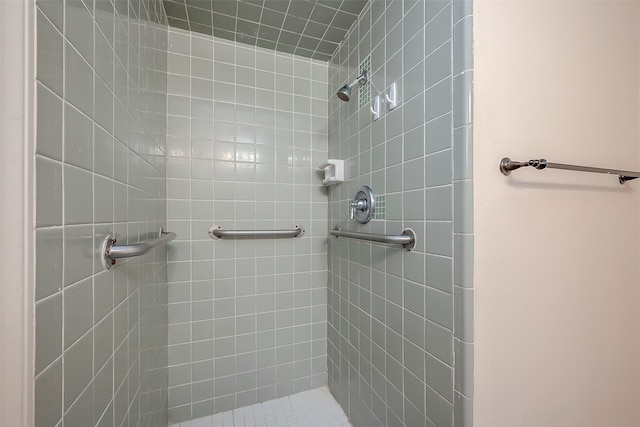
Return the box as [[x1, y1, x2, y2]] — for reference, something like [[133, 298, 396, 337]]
[[349, 186, 376, 224]]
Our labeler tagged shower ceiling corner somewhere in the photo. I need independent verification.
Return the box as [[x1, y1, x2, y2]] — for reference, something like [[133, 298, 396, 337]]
[[161, 0, 367, 61]]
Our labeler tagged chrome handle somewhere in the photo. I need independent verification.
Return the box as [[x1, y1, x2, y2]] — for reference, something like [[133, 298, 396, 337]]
[[349, 199, 367, 220]]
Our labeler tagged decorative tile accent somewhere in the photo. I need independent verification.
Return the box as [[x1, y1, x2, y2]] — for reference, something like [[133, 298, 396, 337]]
[[358, 55, 371, 108], [162, 0, 368, 61], [373, 194, 385, 220]]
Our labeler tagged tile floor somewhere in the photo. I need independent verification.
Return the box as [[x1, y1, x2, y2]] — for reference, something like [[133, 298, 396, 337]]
[[171, 387, 352, 427]]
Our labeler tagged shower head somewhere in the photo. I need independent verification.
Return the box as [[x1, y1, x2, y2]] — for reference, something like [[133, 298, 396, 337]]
[[336, 84, 352, 102], [336, 72, 368, 102]]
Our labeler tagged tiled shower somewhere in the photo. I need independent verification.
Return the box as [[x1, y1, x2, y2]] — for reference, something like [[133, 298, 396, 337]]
[[33, 0, 473, 426], [326, 1, 473, 426], [35, 0, 169, 426], [164, 30, 330, 421]]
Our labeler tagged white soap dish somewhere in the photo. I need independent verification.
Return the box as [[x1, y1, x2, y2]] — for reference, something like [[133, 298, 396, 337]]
[[319, 159, 345, 185]]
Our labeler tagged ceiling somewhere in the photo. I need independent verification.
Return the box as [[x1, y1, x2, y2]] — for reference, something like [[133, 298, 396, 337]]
[[162, 0, 367, 61]]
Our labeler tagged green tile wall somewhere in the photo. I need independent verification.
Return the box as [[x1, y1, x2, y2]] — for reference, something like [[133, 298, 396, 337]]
[[326, 0, 474, 426], [34, 1, 170, 426], [165, 28, 330, 423]]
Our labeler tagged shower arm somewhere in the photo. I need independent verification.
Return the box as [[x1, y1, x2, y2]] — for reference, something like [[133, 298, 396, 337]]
[[351, 71, 368, 87]]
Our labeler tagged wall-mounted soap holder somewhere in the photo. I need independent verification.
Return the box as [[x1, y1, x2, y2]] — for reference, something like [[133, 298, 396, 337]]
[[319, 159, 344, 185]]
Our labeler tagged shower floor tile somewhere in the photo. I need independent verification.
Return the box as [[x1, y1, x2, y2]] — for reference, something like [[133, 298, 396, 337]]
[[172, 387, 351, 427]]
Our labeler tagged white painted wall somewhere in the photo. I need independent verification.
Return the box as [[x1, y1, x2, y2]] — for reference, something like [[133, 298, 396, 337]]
[[473, 1, 640, 426], [0, 0, 35, 426]]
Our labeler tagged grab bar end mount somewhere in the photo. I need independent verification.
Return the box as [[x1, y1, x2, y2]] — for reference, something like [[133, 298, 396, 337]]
[[100, 235, 117, 270], [402, 228, 416, 251]]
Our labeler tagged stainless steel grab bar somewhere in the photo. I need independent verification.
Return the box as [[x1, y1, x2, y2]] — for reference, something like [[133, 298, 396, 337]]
[[101, 228, 176, 270], [500, 157, 640, 184], [329, 227, 416, 251], [208, 225, 305, 240]]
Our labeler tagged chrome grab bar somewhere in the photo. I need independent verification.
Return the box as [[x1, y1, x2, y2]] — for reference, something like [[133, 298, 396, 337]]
[[101, 228, 176, 270], [329, 227, 416, 251], [500, 157, 640, 184], [208, 225, 305, 240]]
